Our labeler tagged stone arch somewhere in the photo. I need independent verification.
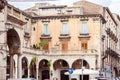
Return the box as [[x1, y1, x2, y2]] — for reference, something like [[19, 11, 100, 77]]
[[72, 59, 90, 69], [119, 70, 120, 76], [6, 28, 21, 78], [7, 28, 21, 55], [29, 56, 37, 78], [53, 59, 69, 70], [53, 59, 69, 80], [38, 59, 50, 80], [39, 59, 49, 69], [113, 67, 118, 77], [6, 55, 16, 79]]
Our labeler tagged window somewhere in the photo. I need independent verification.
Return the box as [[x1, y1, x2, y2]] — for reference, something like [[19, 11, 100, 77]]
[[81, 22, 88, 34], [25, 22, 29, 34], [43, 24, 49, 35], [67, 10, 73, 14], [81, 40, 88, 52], [25, 39, 29, 47], [62, 41, 68, 52], [61, 23, 68, 34]]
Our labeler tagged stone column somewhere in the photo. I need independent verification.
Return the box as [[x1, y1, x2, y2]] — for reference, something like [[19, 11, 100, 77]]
[[10, 55, 14, 78], [28, 61, 30, 78], [50, 60, 54, 79], [17, 54, 22, 78], [36, 65, 38, 80], [17, 54, 19, 78]]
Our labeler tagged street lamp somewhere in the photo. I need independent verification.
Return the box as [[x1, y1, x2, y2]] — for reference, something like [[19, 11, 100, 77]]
[[5, 21, 13, 30], [0, 21, 12, 35]]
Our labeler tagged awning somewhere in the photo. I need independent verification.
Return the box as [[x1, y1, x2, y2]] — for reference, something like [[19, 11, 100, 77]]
[[65, 69, 99, 75]]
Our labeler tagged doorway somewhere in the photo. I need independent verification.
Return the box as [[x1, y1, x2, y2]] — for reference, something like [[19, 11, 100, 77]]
[[79, 75, 89, 80], [60, 70, 69, 80], [42, 70, 49, 80]]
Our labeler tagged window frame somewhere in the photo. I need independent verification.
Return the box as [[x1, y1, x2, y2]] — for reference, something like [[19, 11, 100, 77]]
[[61, 22, 69, 35], [43, 24, 49, 35], [81, 22, 88, 34]]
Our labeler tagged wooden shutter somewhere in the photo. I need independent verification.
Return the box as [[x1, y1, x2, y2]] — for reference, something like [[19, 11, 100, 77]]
[[43, 42, 49, 51], [81, 40, 88, 52], [62, 41, 68, 52]]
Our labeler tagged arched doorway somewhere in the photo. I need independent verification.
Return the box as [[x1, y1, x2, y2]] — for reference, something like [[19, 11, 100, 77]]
[[113, 67, 118, 77], [119, 70, 120, 76], [6, 29, 21, 79], [38, 59, 50, 80], [6, 56, 15, 79], [53, 59, 69, 80], [22, 57, 28, 78], [72, 59, 90, 69], [72, 59, 90, 80], [29, 57, 36, 78]]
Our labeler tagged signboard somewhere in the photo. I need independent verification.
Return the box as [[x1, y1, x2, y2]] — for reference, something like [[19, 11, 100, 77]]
[[68, 68, 73, 74]]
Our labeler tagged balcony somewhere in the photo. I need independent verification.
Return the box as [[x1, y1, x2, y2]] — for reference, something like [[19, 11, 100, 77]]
[[78, 33, 90, 40], [40, 33, 52, 40], [22, 47, 42, 55], [105, 48, 119, 57], [59, 33, 71, 40], [22, 47, 98, 58], [105, 28, 118, 43], [47, 49, 98, 56]]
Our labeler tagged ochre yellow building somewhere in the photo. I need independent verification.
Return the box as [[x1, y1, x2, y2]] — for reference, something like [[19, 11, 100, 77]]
[[0, 0, 120, 80]]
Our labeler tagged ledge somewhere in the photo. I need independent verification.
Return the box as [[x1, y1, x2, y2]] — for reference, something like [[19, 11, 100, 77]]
[[78, 33, 90, 40]]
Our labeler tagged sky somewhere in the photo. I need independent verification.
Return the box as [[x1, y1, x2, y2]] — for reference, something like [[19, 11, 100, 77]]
[[8, 0, 120, 15]]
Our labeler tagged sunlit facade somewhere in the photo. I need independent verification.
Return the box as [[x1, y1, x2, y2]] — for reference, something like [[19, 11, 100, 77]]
[[0, 0, 120, 80]]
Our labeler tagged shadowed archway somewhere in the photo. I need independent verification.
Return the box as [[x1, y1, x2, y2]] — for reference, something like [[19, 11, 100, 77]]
[[6, 29, 21, 79], [7, 29, 21, 55], [53, 59, 69, 80], [22, 57, 28, 78], [38, 59, 50, 80], [72, 59, 90, 69]]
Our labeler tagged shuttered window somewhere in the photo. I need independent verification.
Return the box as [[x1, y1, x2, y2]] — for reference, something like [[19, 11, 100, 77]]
[[62, 41, 68, 52], [43, 42, 49, 51], [81, 40, 88, 53]]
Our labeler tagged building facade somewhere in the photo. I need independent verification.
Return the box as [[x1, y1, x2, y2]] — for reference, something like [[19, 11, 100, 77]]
[[0, 0, 120, 80]]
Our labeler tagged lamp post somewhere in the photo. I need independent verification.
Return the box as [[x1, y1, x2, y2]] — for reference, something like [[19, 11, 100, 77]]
[[0, 21, 12, 35], [81, 48, 84, 80]]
